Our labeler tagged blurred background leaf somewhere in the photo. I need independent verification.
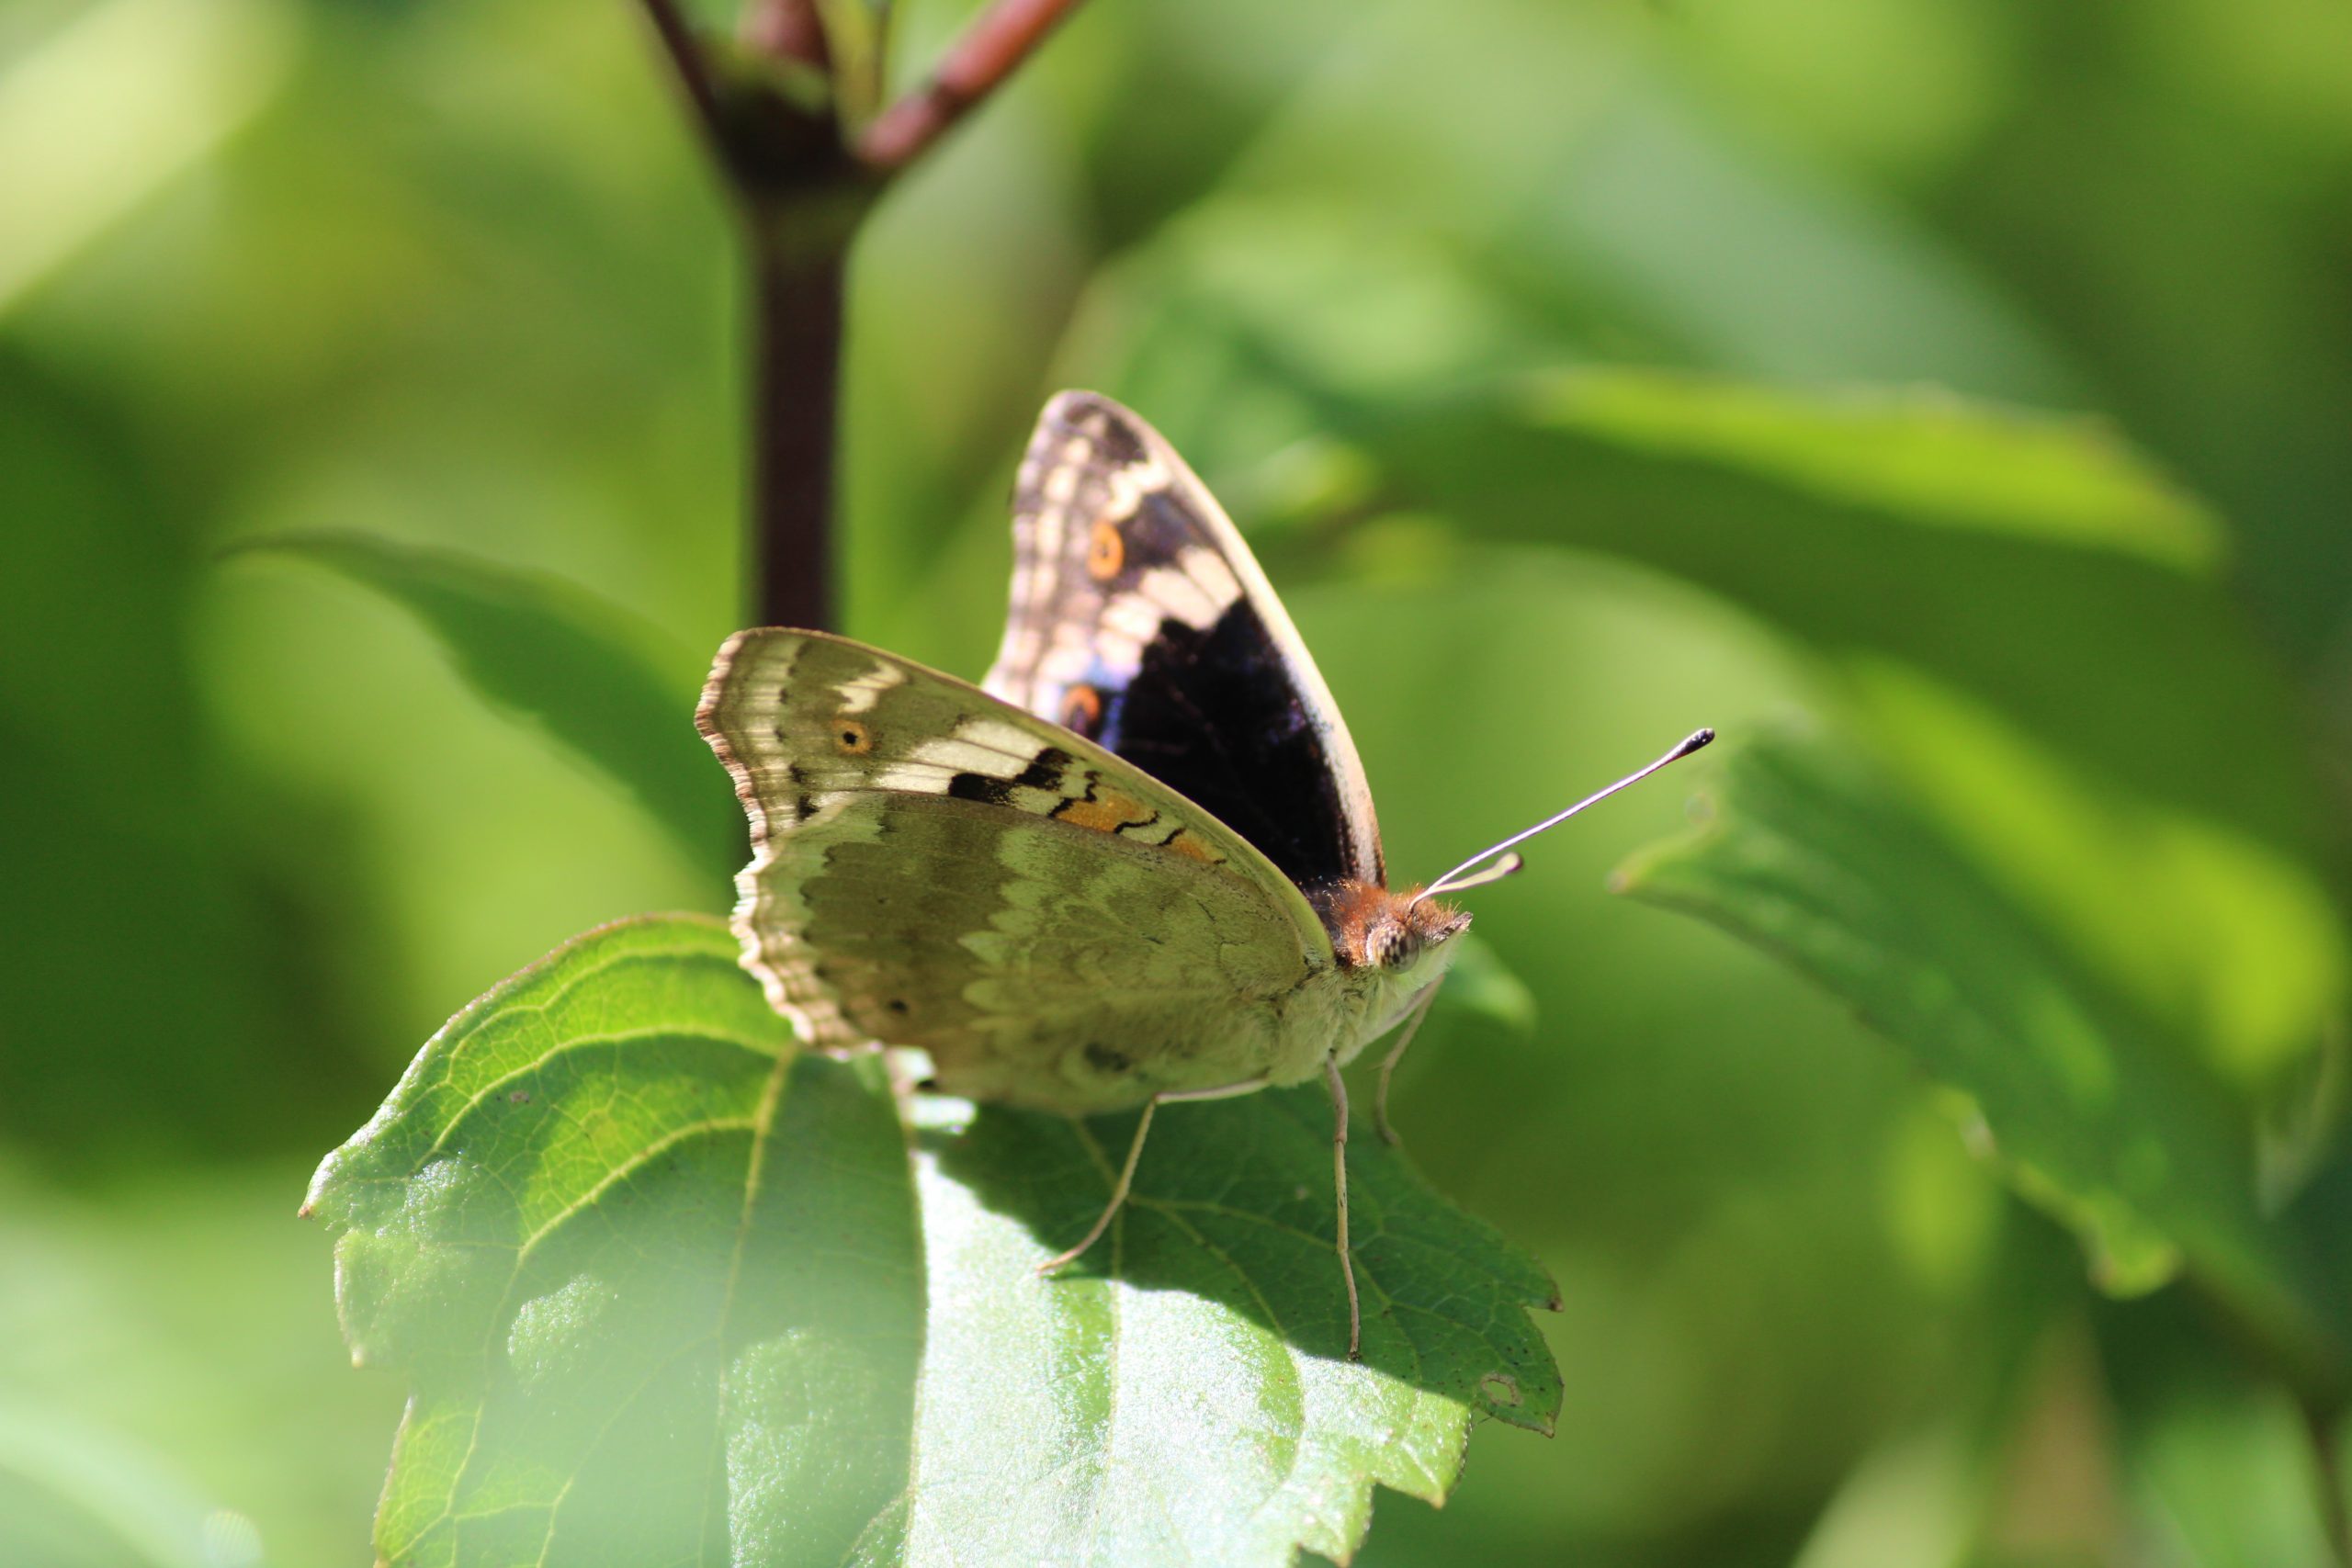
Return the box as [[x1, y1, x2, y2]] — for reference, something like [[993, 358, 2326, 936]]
[[5, 0, 2350, 1561], [227, 532, 742, 876], [1619, 736, 2336, 1374]]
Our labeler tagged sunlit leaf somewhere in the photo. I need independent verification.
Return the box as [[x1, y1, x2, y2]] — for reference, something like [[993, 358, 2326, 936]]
[[1845, 663, 2345, 1100], [230, 532, 741, 877], [1614, 736, 2337, 1383], [1354, 379, 2323, 864], [1080, 209, 2322, 859], [1356, 370, 2346, 1110], [1526, 369, 2218, 570], [1785, 1427, 1979, 1568], [1223, 6, 2080, 401], [1081, 233, 2346, 1101], [306, 916, 1563, 1567]]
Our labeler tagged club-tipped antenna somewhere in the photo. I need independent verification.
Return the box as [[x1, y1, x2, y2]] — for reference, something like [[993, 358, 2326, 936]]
[[1414, 728, 1715, 905]]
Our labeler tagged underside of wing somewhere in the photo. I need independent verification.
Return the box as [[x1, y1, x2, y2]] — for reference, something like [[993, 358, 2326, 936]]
[[697, 628, 1336, 1114], [985, 390, 1386, 890]]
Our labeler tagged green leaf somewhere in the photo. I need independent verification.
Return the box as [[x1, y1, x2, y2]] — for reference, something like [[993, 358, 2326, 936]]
[[306, 916, 1563, 1567], [229, 532, 741, 876], [1081, 228, 2346, 1097], [1614, 736, 2339, 1389], [1357, 377, 2323, 864], [1078, 210, 2323, 858], [1524, 369, 2219, 570]]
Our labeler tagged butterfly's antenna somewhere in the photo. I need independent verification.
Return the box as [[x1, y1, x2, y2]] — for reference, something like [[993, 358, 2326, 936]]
[[1414, 728, 1715, 904]]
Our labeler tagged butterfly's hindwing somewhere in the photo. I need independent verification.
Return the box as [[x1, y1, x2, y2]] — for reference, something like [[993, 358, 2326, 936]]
[[986, 390, 1385, 891], [697, 628, 1339, 1114]]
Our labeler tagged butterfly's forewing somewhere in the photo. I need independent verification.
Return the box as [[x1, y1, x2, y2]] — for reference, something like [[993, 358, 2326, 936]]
[[985, 391, 1385, 891], [698, 629, 1337, 1115]]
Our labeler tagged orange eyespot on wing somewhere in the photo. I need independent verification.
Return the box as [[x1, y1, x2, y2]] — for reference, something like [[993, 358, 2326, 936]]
[[1062, 682, 1103, 737], [1056, 786, 1155, 835], [1086, 518, 1125, 581], [1165, 829, 1222, 865], [833, 716, 874, 754]]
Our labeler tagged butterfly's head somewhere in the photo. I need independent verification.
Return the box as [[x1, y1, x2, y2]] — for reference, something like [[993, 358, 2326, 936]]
[[1369, 893, 1471, 970], [1319, 883, 1470, 972], [1332, 730, 1717, 970]]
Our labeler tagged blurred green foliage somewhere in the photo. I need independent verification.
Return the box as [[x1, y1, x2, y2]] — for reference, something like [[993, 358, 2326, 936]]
[[5, 0, 2351, 1562]]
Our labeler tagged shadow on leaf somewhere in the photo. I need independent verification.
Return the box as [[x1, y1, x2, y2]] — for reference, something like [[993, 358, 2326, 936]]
[[925, 1088, 1561, 1425]]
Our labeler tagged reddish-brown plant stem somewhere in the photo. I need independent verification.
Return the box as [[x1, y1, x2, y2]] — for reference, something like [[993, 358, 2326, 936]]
[[749, 234, 846, 631], [628, 0, 1090, 632], [858, 0, 1090, 170]]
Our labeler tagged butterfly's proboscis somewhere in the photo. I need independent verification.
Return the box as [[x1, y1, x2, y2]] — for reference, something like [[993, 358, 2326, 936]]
[[1414, 728, 1716, 905]]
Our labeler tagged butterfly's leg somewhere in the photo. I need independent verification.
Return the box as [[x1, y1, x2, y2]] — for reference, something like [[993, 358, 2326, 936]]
[[1326, 1056, 1363, 1360], [1372, 984, 1441, 1147], [1037, 1099, 1158, 1275], [1037, 1078, 1266, 1276]]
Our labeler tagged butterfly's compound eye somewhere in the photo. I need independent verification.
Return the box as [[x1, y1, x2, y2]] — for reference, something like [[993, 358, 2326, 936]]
[[833, 716, 874, 754], [1364, 917, 1417, 969]]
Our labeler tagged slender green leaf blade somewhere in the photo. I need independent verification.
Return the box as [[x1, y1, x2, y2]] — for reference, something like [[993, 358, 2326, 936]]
[[1079, 214, 2323, 860], [1526, 369, 2219, 570], [231, 532, 741, 875], [1614, 737, 2335, 1381], [308, 916, 1563, 1567], [1360, 381, 2321, 861], [1091, 237, 2346, 1100]]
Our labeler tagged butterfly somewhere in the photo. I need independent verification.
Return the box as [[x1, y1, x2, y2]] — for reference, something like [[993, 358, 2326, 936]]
[[696, 390, 1711, 1357]]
